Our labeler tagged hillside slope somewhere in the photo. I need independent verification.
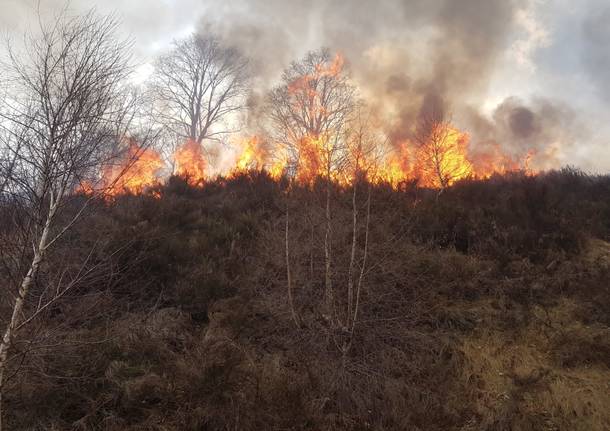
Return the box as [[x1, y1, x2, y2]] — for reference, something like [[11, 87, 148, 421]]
[[3, 170, 609, 430]]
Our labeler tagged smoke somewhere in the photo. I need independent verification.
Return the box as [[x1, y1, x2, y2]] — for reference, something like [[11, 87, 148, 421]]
[[3, 0, 605, 171], [582, 4, 610, 102], [464, 97, 585, 169], [198, 0, 605, 171], [198, 0, 534, 145]]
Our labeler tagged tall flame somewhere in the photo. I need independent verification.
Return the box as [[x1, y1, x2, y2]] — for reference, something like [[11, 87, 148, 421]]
[[231, 136, 289, 180], [295, 135, 328, 184], [268, 148, 289, 180], [174, 139, 206, 184], [234, 136, 266, 172]]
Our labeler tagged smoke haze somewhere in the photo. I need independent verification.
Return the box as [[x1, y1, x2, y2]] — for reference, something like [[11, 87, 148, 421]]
[[2, 0, 608, 172]]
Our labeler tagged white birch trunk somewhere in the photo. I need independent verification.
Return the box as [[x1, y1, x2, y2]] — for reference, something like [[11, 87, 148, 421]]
[[0, 198, 57, 431]]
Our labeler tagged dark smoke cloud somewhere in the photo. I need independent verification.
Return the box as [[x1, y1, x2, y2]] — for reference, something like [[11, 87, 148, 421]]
[[464, 97, 585, 169], [319, 0, 523, 142], [582, 5, 610, 102]]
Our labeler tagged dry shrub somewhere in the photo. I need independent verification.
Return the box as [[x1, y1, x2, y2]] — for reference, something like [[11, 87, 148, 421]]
[[4, 172, 609, 430]]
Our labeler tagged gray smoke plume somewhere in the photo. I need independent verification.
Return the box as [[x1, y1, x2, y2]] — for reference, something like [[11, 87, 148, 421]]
[[3, 0, 604, 170], [464, 97, 585, 169], [196, 0, 598, 170], [197, 1, 539, 145]]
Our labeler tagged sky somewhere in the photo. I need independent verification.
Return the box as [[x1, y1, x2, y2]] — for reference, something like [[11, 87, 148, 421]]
[[0, 0, 608, 173]]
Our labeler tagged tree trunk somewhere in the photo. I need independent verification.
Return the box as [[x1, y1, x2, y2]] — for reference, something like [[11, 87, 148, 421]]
[[323, 174, 333, 322], [285, 191, 299, 328], [350, 184, 371, 335], [0, 199, 56, 431], [347, 181, 358, 328]]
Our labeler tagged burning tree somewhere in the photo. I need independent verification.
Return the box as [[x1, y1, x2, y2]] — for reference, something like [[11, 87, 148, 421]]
[[412, 113, 473, 190], [0, 10, 142, 429], [268, 49, 356, 323], [269, 49, 356, 182]]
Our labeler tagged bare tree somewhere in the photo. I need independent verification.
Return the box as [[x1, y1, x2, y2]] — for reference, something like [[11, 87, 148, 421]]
[[0, 10, 138, 430], [269, 49, 356, 321], [331, 112, 381, 365], [0, 131, 19, 197], [344, 114, 380, 323], [151, 34, 250, 148]]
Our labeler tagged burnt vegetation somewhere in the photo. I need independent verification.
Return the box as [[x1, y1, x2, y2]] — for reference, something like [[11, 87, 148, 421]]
[[1, 168, 608, 430]]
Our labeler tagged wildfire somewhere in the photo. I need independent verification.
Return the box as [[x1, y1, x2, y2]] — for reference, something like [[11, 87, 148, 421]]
[[174, 139, 206, 184], [76, 45, 545, 196], [469, 146, 536, 179], [295, 135, 326, 184], [79, 125, 539, 197], [288, 53, 345, 117], [268, 148, 289, 180], [230, 136, 290, 181], [374, 124, 537, 188], [417, 125, 473, 188], [288, 53, 344, 95], [377, 143, 411, 187], [283, 53, 348, 185], [233, 136, 266, 172], [80, 140, 163, 196]]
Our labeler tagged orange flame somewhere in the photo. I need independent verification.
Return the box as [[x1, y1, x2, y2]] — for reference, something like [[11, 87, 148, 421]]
[[228, 124, 538, 190], [174, 139, 206, 185], [230, 136, 289, 180], [283, 55, 347, 184], [80, 141, 163, 196], [374, 124, 537, 188], [376, 142, 412, 187], [268, 148, 289, 180], [233, 136, 266, 172], [288, 54, 344, 95], [417, 125, 472, 188], [295, 135, 327, 184], [287, 53, 345, 120]]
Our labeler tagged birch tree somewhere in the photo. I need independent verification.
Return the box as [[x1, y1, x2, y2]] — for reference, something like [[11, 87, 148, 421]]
[[0, 10, 138, 430], [269, 49, 355, 321]]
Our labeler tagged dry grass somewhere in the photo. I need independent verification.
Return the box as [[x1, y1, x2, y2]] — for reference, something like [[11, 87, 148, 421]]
[[459, 297, 610, 430]]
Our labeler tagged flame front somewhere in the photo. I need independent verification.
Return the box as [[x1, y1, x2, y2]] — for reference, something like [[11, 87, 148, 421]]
[[80, 141, 163, 196], [234, 136, 266, 172], [81, 119, 537, 197], [174, 139, 206, 184], [376, 124, 537, 188], [117, 144, 164, 193]]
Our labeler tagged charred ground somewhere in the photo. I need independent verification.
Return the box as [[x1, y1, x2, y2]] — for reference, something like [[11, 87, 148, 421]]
[[2, 169, 609, 430]]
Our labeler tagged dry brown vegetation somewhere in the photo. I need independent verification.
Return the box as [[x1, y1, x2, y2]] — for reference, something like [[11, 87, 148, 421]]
[[0, 169, 608, 430]]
